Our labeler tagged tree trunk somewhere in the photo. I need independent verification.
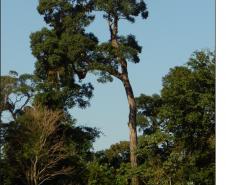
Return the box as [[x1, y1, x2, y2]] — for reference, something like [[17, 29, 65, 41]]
[[122, 73, 139, 185], [110, 16, 139, 185]]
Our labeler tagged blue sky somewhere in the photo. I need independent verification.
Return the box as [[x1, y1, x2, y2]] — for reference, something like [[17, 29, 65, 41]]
[[1, 0, 215, 150]]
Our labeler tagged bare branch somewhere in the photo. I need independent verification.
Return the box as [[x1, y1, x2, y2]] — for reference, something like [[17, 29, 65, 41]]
[[19, 106, 74, 185]]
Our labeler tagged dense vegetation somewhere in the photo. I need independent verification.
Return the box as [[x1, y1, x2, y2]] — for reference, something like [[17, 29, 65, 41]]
[[0, 1, 215, 185], [0, 50, 215, 185], [85, 50, 215, 185]]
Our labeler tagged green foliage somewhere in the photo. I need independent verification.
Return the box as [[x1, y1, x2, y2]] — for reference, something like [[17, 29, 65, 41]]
[[30, 0, 99, 110], [115, 163, 133, 185], [118, 35, 142, 63], [87, 1, 149, 83], [37, 0, 94, 32], [94, 0, 148, 22], [87, 162, 115, 185], [34, 80, 94, 110], [136, 94, 162, 133], [97, 141, 130, 169], [135, 50, 215, 185], [30, 27, 96, 109], [160, 50, 215, 151]]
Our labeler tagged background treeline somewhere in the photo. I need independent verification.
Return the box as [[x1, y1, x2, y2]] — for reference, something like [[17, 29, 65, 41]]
[[0, 50, 215, 185]]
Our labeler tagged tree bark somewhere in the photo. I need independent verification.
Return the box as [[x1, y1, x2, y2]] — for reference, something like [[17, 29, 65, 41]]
[[122, 73, 139, 185]]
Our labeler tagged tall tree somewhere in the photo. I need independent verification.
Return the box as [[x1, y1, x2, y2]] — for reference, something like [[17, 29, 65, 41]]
[[90, 1, 148, 184]]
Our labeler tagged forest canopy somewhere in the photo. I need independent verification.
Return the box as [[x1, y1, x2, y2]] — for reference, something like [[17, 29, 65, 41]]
[[0, 1, 215, 185], [0, 50, 215, 185]]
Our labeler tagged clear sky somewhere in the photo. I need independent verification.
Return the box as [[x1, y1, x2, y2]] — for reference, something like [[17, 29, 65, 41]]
[[1, 0, 215, 150]]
